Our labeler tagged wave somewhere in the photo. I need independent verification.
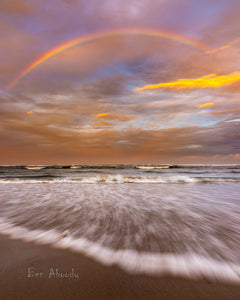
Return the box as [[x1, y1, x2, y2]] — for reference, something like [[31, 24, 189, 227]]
[[0, 219, 239, 284], [0, 175, 240, 184], [168, 165, 240, 169], [0, 165, 132, 170], [75, 165, 136, 169], [43, 165, 73, 169], [137, 166, 169, 169], [1, 174, 59, 180], [42, 165, 136, 170], [0, 165, 28, 170], [25, 166, 46, 170]]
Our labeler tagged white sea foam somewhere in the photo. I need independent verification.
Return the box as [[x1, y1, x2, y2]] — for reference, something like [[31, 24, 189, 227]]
[[0, 218, 240, 284], [0, 175, 239, 184], [137, 166, 169, 169], [25, 166, 45, 170]]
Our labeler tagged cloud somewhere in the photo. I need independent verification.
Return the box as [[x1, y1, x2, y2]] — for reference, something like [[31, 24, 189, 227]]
[[211, 108, 240, 115], [1, 100, 239, 163], [134, 73, 240, 91], [60, 0, 77, 5], [93, 112, 134, 121], [198, 102, 214, 108], [81, 75, 129, 98], [1, 0, 240, 163], [0, 0, 31, 15], [207, 37, 240, 54], [90, 112, 135, 128]]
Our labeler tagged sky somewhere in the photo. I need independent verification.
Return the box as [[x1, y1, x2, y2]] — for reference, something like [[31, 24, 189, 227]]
[[0, 0, 240, 164]]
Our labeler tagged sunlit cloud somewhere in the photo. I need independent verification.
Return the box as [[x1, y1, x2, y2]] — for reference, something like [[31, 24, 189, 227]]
[[26, 110, 33, 114], [94, 112, 112, 118], [89, 112, 136, 128], [198, 102, 214, 108], [93, 112, 135, 121], [134, 72, 240, 91]]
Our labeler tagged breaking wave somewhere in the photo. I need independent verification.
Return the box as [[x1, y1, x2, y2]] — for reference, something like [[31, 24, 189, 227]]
[[1, 219, 240, 284], [0, 175, 239, 184]]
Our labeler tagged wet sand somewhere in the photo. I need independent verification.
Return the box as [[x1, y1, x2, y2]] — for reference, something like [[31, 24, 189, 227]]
[[1, 235, 240, 300]]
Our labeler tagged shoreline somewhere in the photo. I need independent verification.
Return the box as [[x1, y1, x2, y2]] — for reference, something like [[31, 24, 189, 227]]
[[1, 235, 240, 299]]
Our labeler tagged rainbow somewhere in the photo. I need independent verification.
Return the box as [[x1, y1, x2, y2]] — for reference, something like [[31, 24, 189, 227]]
[[6, 28, 209, 90]]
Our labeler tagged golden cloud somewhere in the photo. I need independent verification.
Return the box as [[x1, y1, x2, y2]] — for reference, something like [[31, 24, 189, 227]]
[[89, 112, 135, 128], [198, 103, 214, 108], [134, 72, 240, 91], [93, 112, 135, 121], [94, 112, 112, 118]]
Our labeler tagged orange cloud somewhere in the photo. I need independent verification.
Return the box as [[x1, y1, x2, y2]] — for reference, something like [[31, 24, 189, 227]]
[[95, 112, 112, 118], [134, 72, 240, 91], [198, 102, 214, 108], [96, 99, 105, 102], [207, 37, 240, 54], [26, 110, 33, 114], [90, 112, 135, 128], [93, 112, 135, 121]]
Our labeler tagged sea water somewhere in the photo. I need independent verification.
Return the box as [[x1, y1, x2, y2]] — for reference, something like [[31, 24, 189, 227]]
[[0, 164, 240, 283]]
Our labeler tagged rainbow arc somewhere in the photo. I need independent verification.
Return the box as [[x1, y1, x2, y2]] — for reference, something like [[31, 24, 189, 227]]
[[6, 28, 208, 90]]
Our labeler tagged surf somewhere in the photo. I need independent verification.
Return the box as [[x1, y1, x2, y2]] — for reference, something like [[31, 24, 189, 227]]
[[0, 219, 240, 285]]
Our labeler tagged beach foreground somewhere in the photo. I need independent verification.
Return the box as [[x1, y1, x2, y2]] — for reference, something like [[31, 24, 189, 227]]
[[1, 235, 240, 300], [1, 165, 240, 299]]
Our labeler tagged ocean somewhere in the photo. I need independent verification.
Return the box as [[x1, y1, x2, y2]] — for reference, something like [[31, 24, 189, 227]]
[[0, 164, 240, 283]]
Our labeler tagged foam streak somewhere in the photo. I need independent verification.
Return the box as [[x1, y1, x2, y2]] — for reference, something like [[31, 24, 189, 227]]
[[0, 219, 240, 284]]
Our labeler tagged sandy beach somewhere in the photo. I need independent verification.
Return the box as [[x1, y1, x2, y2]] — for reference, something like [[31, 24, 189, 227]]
[[1, 235, 240, 300]]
